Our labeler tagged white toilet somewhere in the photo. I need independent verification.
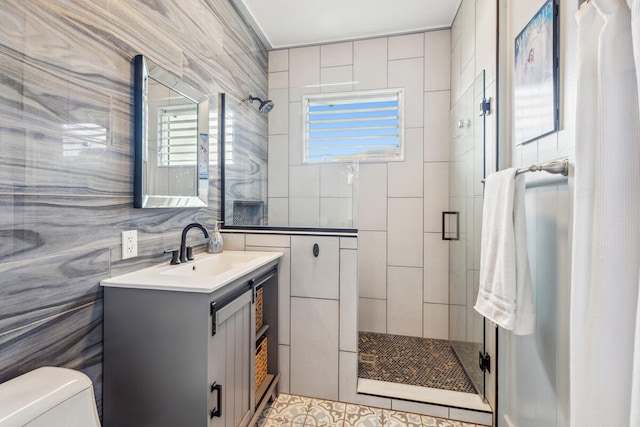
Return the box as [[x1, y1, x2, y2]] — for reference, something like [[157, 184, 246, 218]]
[[0, 367, 101, 427]]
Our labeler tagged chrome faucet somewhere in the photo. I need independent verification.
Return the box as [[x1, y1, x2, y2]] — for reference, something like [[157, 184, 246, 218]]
[[180, 223, 209, 263]]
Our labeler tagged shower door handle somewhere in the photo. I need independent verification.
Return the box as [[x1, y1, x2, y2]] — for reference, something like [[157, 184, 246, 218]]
[[442, 211, 460, 241]]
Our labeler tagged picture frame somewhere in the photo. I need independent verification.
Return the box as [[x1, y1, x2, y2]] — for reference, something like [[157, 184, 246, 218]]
[[514, 0, 559, 145]]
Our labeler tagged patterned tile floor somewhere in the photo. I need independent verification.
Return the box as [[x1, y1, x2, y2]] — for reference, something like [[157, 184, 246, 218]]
[[358, 332, 477, 394], [256, 393, 484, 427]]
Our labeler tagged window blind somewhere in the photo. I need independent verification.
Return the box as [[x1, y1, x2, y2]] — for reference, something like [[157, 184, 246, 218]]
[[304, 89, 404, 163]]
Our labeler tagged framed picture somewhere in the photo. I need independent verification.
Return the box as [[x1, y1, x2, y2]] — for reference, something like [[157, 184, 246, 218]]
[[514, 0, 559, 145]]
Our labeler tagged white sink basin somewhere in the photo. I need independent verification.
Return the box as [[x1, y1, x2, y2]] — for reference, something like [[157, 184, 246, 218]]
[[101, 251, 282, 293]]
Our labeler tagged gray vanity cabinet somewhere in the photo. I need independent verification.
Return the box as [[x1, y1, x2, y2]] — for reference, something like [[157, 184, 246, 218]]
[[103, 262, 279, 427]]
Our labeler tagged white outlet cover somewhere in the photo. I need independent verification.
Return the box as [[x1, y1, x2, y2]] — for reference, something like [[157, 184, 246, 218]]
[[122, 230, 138, 259]]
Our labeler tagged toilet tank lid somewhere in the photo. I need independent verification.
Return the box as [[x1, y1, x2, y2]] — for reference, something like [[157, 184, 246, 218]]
[[0, 367, 94, 426]]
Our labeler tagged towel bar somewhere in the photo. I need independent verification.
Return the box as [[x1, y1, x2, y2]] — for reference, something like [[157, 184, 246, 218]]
[[481, 159, 569, 184]]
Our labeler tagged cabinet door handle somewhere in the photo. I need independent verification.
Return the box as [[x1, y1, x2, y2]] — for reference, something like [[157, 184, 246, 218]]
[[210, 382, 222, 418]]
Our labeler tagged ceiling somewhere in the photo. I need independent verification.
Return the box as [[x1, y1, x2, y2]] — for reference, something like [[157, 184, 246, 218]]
[[230, 0, 462, 50]]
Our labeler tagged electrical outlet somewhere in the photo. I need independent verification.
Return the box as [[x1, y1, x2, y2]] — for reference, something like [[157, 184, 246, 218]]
[[122, 230, 138, 259]]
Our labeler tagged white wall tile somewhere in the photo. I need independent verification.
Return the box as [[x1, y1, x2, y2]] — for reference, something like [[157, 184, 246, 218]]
[[320, 198, 353, 228], [278, 344, 290, 393], [288, 101, 302, 165], [339, 351, 392, 408], [220, 232, 245, 250], [269, 49, 289, 72], [357, 231, 387, 299], [289, 165, 319, 197], [268, 135, 288, 197], [359, 298, 386, 333], [449, 408, 493, 426], [245, 234, 291, 248], [357, 163, 387, 231], [388, 33, 424, 60], [269, 71, 288, 90], [291, 236, 339, 299], [424, 90, 451, 162], [340, 249, 358, 352], [388, 198, 423, 267], [289, 46, 320, 102], [289, 197, 320, 227], [247, 245, 291, 345], [423, 302, 449, 340], [320, 163, 354, 198], [388, 128, 424, 198], [450, 39, 462, 104], [390, 399, 449, 419], [268, 198, 288, 226], [320, 65, 354, 92], [388, 57, 424, 128], [387, 267, 423, 337], [459, 0, 476, 70], [450, 304, 466, 342], [424, 232, 449, 304], [475, 0, 497, 84], [340, 237, 358, 249], [268, 88, 289, 135], [423, 162, 450, 233], [424, 30, 451, 91], [354, 38, 388, 90], [321, 41, 353, 67], [290, 297, 339, 400]]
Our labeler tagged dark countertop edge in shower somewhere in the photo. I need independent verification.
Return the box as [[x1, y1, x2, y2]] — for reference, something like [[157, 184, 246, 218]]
[[221, 226, 357, 238]]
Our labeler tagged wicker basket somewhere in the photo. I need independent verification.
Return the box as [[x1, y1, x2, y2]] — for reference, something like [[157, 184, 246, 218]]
[[255, 286, 264, 330], [255, 336, 268, 389]]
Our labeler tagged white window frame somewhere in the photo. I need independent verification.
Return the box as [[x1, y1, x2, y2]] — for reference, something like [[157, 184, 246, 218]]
[[302, 88, 405, 164]]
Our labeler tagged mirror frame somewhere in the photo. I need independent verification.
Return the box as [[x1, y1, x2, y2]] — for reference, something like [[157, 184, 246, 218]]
[[133, 54, 210, 208]]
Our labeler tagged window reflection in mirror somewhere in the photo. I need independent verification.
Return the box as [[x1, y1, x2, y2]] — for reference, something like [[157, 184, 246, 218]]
[[134, 54, 210, 208]]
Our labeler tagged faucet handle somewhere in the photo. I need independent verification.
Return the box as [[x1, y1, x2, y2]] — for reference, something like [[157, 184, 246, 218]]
[[164, 249, 180, 265], [186, 246, 194, 261]]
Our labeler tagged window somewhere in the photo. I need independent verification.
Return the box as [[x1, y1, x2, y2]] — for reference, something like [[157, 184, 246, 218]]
[[303, 89, 404, 163], [158, 105, 198, 166]]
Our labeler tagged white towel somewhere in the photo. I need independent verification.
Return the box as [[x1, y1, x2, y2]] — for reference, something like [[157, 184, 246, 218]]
[[474, 168, 535, 335]]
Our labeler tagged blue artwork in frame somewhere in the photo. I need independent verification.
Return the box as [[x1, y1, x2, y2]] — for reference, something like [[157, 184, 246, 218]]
[[514, 0, 559, 145]]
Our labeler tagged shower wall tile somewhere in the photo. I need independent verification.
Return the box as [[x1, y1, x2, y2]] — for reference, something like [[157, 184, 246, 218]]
[[320, 197, 353, 228], [357, 163, 387, 231], [269, 71, 289, 90], [321, 42, 353, 67], [423, 162, 450, 233], [268, 88, 289, 135], [423, 303, 449, 340], [388, 128, 424, 198], [387, 267, 423, 337], [268, 135, 289, 197], [291, 236, 339, 299], [1, 0, 268, 413], [424, 30, 451, 92], [320, 163, 354, 198], [424, 232, 450, 304], [289, 46, 320, 102], [388, 33, 424, 60], [289, 197, 320, 227], [353, 38, 388, 90], [320, 65, 354, 92], [424, 90, 451, 162], [358, 231, 387, 299], [289, 165, 320, 197], [359, 298, 387, 333], [388, 198, 423, 267], [269, 50, 289, 73], [388, 57, 424, 128], [268, 197, 289, 226], [288, 101, 303, 166]]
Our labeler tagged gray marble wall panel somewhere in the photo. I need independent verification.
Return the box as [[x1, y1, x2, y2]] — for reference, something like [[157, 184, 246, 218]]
[[0, 0, 268, 415]]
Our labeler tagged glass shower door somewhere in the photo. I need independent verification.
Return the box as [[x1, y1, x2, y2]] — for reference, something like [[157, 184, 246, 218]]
[[448, 70, 487, 397]]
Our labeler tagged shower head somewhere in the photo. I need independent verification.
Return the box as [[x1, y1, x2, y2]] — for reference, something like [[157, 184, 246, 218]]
[[248, 95, 274, 115]]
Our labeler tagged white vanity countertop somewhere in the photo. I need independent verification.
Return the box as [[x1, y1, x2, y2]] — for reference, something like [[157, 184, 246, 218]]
[[101, 251, 283, 293]]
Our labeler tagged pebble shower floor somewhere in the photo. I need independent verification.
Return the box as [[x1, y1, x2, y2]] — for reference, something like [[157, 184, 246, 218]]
[[255, 393, 485, 427]]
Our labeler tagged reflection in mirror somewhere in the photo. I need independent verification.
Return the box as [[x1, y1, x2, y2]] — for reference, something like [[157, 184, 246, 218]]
[[134, 54, 210, 208]]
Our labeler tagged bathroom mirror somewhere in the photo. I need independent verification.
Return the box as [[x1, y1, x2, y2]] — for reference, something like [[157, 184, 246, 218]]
[[134, 54, 210, 208]]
